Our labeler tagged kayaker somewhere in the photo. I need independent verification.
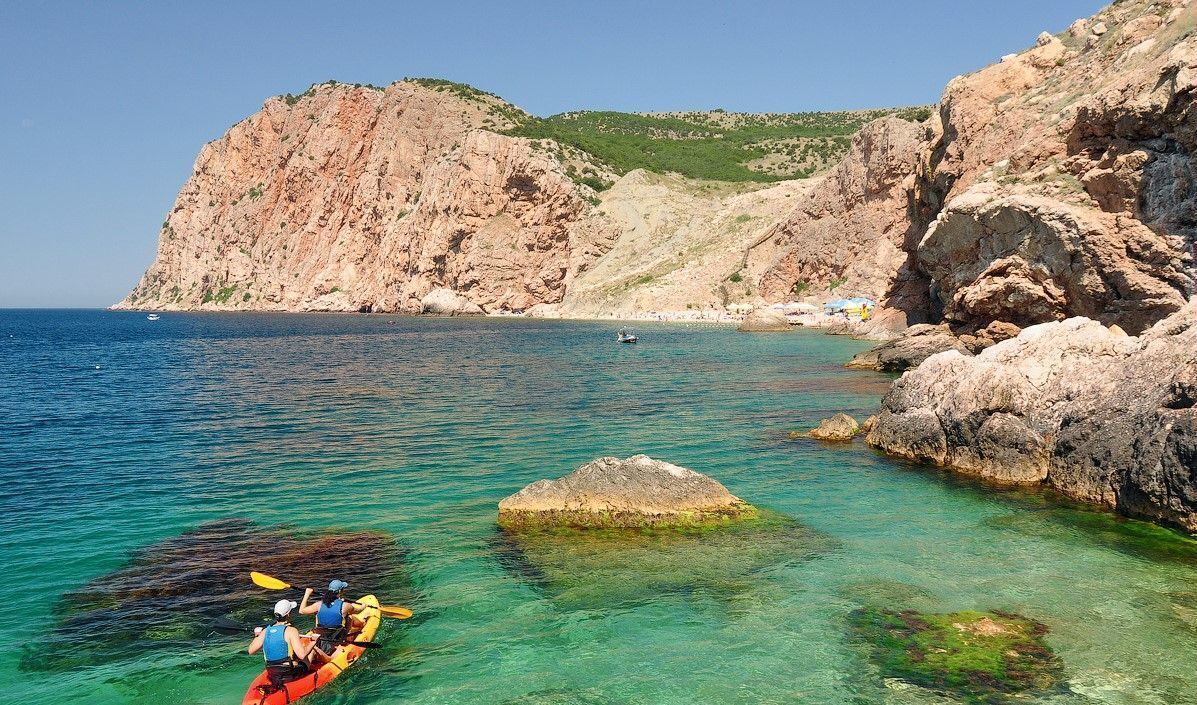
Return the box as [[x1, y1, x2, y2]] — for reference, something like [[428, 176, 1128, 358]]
[[247, 599, 327, 681], [299, 579, 366, 651]]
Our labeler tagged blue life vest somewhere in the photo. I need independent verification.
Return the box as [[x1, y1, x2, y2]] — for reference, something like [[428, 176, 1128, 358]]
[[262, 623, 292, 663], [316, 598, 345, 628]]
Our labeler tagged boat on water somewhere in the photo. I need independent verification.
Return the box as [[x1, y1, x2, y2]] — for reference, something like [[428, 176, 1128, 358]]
[[617, 328, 638, 344], [146, 313, 160, 321], [242, 594, 381, 705]]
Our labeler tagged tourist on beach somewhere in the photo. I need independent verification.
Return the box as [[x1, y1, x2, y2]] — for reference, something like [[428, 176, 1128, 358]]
[[300, 580, 366, 651], [248, 599, 327, 680]]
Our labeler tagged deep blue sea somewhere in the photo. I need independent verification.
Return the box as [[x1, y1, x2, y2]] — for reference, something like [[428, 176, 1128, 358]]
[[3, 310, 1196, 705]]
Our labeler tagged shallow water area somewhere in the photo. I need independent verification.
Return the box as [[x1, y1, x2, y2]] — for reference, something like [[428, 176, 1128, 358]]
[[3, 310, 1196, 705]]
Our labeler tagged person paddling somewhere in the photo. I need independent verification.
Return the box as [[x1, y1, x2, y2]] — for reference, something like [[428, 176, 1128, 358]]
[[299, 580, 366, 653], [248, 599, 327, 684]]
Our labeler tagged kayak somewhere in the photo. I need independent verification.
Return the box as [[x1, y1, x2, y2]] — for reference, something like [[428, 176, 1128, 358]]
[[242, 594, 380, 705]]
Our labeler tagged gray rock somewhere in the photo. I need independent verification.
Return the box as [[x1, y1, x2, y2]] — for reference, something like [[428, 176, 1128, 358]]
[[868, 302, 1197, 531], [737, 308, 791, 332], [497, 455, 755, 529], [798, 413, 862, 442], [846, 324, 972, 372]]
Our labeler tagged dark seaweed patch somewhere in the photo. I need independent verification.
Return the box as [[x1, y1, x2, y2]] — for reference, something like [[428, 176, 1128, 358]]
[[21, 518, 414, 672]]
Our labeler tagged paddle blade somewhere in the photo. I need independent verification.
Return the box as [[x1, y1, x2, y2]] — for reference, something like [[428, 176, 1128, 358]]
[[251, 571, 291, 590], [378, 605, 413, 619], [211, 617, 252, 634]]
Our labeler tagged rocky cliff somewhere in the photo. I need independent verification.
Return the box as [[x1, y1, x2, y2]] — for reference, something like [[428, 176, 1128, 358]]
[[755, 0, 1196, 334], [867, 302, 1197, 531], [116, 80, 615, 313]]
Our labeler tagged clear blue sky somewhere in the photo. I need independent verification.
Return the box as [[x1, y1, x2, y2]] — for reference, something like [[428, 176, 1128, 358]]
[[0, 0, 1105, 307]]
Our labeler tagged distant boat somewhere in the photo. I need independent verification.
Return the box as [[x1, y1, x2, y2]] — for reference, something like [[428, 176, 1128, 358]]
[[147, 314, 161, 321], [617, 328, 638, 344]]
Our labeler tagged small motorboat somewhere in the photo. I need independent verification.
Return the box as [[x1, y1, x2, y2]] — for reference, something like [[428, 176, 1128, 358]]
[[147, 314, 161, 321], [617, 328, 638, 344]]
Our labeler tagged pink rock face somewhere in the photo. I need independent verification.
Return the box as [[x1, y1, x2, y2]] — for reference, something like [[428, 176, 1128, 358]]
[[755, 117, 930, 307], [114, 81, 610, 313]]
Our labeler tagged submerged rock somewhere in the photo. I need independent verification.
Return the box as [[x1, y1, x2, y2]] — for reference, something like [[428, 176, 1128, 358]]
[[22, 519, 411, 672], [849, 608, 1062, 703], [498, 455, 756, 529], [791, 413, 861, 441], [492, 509, 835, 610], [868, 303, 1197, 530], [736, 308, 791, 332]]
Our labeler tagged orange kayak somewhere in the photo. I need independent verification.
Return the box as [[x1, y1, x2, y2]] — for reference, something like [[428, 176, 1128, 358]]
[[241, 595, 380, 705]]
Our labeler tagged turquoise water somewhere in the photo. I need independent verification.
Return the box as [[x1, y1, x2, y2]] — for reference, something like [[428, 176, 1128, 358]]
[[3, 310, 1197, 705]]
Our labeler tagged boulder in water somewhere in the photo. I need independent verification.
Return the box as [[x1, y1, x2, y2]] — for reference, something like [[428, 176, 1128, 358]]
[[791, 413, 861, 441], [498, 455, 755, 529]]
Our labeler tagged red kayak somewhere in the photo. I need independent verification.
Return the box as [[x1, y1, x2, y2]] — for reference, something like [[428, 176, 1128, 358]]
[[242, 595, 380, 705]]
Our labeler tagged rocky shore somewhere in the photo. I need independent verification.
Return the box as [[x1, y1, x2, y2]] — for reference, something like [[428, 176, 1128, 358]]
[[867, 303, 1197, 530]]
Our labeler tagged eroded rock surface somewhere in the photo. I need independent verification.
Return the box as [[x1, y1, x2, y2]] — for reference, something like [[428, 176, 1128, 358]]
[[498, 455, 755, 529], [847, 324, 972, 372], [868, 302, 1197, 530], [794, 413, 861, 441]]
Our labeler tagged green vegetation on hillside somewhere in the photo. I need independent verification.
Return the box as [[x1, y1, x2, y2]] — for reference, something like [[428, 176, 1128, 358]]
[[507, 106, 931, 182]]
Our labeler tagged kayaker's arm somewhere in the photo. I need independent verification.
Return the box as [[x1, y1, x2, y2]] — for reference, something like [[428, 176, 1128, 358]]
[[298, 587, 318, 615], [247, 627, 265, 655]]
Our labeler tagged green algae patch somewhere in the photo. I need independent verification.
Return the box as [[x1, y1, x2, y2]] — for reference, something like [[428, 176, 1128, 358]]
[[849, 608, 1063, 704], [496, 501, 758, 530], [493, 509, 836, 610]]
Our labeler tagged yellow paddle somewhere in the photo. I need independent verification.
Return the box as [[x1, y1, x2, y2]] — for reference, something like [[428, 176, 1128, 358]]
[[251, 571, 414, 619]]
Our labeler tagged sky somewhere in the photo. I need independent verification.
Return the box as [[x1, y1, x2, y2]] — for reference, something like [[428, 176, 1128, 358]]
[[0, 0, 1107, 308]]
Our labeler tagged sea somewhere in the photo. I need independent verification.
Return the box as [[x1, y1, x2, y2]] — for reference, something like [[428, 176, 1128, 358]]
[[2, 309, 1195, 705]]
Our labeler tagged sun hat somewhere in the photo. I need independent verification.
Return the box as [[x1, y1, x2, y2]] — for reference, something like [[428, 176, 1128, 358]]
[[328, 579, 349, 592]]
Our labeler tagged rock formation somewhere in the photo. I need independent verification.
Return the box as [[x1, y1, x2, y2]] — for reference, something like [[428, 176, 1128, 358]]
[[846, 324, 972, 372], [497, 455, 756, 529], [736, 308, 791, 332], [755, 0, 1196, 334], [867, 302, 1197, 530], [793, 413, 862, 441], [753, 117, 932, 323], [115, 81, 616, 313]]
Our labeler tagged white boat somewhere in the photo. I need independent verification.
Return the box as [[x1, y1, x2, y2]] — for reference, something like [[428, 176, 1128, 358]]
[[147, 314, 161, 321], [617, 328, 638, 344]]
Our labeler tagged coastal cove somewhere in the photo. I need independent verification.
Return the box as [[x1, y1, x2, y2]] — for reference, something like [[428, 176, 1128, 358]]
[[4, 310, 1197, 705]]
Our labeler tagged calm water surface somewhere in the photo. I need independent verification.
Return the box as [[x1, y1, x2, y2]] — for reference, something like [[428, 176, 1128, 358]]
[[2, 310, 1196, 705]]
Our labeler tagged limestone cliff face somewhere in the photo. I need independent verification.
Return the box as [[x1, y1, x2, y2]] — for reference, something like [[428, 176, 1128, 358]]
[[115, 81, 611, 312]]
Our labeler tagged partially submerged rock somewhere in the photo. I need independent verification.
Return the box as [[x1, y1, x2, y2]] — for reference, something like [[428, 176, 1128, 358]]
[[847, 324, 971, 372], [849, 608, 1062, 703], [492, 510, 835, 610], [498, 455, 755, 529], [868, 302, 1197, 530], [736, 308, 791, 332], [792, 413, 861, 441], [420, 287, 484, 316]]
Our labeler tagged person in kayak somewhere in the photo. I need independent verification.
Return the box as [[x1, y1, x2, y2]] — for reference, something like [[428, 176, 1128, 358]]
[[247, 599, 327, 682], [299, 579, 366, 652]]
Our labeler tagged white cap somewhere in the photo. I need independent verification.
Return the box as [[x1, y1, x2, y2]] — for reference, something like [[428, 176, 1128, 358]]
[[274, 599, 297, 616]]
